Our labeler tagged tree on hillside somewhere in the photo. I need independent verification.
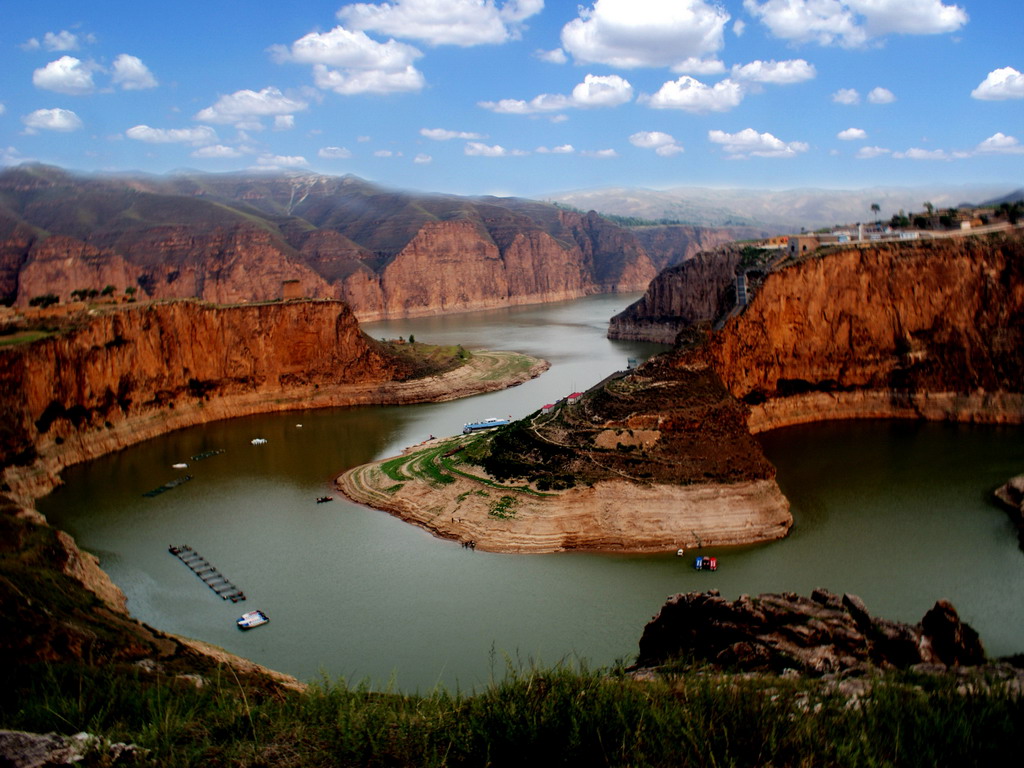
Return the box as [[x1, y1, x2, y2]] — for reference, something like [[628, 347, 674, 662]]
[[923, 201, 935, 216]]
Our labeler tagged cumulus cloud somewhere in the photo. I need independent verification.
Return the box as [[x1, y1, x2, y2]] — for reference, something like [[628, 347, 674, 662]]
[[191, 144, 244, 158], [337, 0, 543, 46], [195, 87, 309, 125], [867, 86, 896, 104], [536, 144, 575, 154], [744, 0, 967, 48], [32, 56, 96, 95], [414, 153, 432, 163], [479, 74, 633, 115], [561, 0, 730, 68], [420, 128, 484, 140], [125, 125, 218, 145], [581, 148, 618, 158], [256, 154, 309, 168], [856, 145, 891, 159], [837, 127, 867, 140], [312, 63, 425, 95], [629, 130, 684, 156], [274, 115, 295, 130], [671, 57, 726, 75], [971, 67, 1024, 101], [731, 59, 816, 84], [975, 133, 1024, 155], [22, 108, 84, 133], [832, 88, 860, 105], [644, 76, 743, 113], [708, 128, 809, 158], [536, 48, 568, 64], [465, 142, 528, 157], [319, 146, 353, 158], [274, 25, 426, 96], [893, 147, 950, 160], [111, 54, 158, 90], [37, 30, 80, 51]]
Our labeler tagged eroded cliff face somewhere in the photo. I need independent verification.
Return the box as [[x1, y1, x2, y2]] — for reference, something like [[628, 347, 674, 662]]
[[0, 300, 400, 501], [608, 247, 743, 343], [705, 233, 1024, 430], [2, 166, 665, 322]]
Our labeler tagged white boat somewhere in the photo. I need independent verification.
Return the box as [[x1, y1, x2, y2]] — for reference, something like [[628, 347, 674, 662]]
[[462, 417, 511, 434], [236, 609, 269, 629], [172, 462, 189, 469], [250, 438, 267, 445]]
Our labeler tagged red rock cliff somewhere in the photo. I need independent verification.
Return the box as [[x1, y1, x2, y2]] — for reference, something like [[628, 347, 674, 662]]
[[705, 233, 1024, 430]]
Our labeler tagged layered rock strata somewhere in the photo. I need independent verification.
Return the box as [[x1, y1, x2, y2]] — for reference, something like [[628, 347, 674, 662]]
[[634, 589, 986, 675], [338, 353, 792, 553], [1, 166, 669, 321], [0, 301, 547, 504], [707, 233, 1024, 431]]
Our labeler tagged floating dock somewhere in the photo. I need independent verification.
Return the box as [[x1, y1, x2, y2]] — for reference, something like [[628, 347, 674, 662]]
[[168, 545, 246, 602], [190, 448, 225, 462], [143, 475, 193, 498]]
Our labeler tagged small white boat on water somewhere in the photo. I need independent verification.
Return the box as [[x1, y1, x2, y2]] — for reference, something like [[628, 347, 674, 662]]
[[172, 462, 189, 469], [250, 438, 268, 445], [237, 610, 269, 630]]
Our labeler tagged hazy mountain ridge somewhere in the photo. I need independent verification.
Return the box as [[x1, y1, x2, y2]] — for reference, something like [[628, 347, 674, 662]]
[[547, 183, 1016, 230]]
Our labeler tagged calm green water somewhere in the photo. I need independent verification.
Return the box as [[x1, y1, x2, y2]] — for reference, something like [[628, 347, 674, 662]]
[[39, 294, 1024, 691]]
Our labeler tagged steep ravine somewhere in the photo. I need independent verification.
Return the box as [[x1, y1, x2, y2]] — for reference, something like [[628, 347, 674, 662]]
[[0, 300, 547, 505]]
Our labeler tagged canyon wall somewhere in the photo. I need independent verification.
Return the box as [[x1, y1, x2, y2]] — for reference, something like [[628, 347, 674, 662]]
[[0, 300, 544, 504], [608, 247, 743, 343], [704, 233, 1024, 430], [1, 166, 669, 322]]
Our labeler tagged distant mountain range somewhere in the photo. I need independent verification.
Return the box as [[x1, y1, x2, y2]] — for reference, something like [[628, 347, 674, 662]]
[[545, 183, 1017, 230]]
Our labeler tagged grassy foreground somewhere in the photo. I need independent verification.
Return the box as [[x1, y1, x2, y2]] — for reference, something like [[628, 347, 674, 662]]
[[2, 658, 1022, 767]]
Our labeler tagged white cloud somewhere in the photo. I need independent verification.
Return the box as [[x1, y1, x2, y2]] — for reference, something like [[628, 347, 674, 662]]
[[1, 146, 28, 165], [312, 63, 425, 95], [744, 0, 967, 48], [420, 128, 484, 140], [644, 76, 743, 113], [22, 108, 84, 133], [42, 30, 80, 51], [561, 0, 730, 68], [32, 56, 95, 95], [374, 150, 399, 157], [125, 125, 218, 145], [275, 26, 426, 96], [856, 145, 891, 159], [975, 133, 1024, 155], [536, 48, 568, 64], [731, 59, 816, 85], [837, 127, 867, 140], [893, 147, 949, 160], [111, 54, 158, 90], [670, 57, 726, 75], [479, 74, 632, 115], [465, 142, 528, 157], [338, 0, 543, 47], [0, 103, 5, 116], [195, 87, 309, 125], [274, 115, 295, 130], [318, 146, 353, 158], [733, 19, 746, 36], [581, 148, 618, 158], [629, 130, 684, 156], [256, 154, 309, 168], [708, 128, 809, 158], [536, 144, 575, 154], [414, 153, 432, 163], [867, 86, 896, 104], [277, 26, 422, 69], [832, 88, 860, 105], [191, 144, 244, 158], [971, 67, 1024, 101]]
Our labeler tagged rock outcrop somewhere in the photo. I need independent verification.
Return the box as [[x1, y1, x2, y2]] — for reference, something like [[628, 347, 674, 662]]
[[707, 233, 1024, 431], [0, 301, 547, 504], [608, 247, 744, 343], [634, 589, 986, 675], [0, 166, 673, 320], [994, 474, 1024, 550]]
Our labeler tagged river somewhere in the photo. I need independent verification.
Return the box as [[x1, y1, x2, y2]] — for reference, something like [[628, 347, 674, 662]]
[[39, 294, 1024, 691]]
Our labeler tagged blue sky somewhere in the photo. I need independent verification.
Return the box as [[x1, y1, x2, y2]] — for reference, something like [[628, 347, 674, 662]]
[[1, 0, 1021, 196]]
